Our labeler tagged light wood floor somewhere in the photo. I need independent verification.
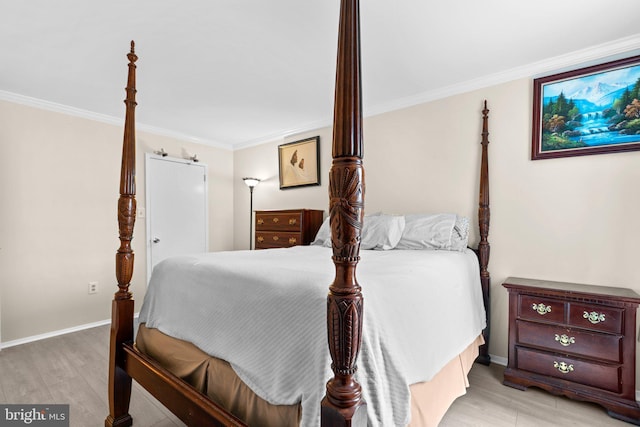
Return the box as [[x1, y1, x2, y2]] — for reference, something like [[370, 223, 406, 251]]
[[0, 325, 630, 426]]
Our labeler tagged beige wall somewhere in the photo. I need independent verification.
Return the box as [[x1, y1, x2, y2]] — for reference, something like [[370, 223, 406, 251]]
[[0, 100, 234, 342], [233, 78, 640, 379], [2, 71, 639, 383]]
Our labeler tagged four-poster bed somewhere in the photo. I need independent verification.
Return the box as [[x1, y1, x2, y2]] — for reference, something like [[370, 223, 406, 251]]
[[106, 1, 492, 426]]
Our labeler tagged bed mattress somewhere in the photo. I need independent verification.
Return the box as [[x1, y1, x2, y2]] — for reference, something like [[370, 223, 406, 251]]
[[138, 245, 486, 426], [136, 325, 482, 427]]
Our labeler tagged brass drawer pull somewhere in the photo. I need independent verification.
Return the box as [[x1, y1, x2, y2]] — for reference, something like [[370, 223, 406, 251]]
[[532, 303, 551, 315], [583, 311, 606, 324], [257, 218, 264, 225], [554, 334, 575, 347], [272, 217, 279, 223], [257, 236, 264, 243], [289, 218, 297, 225], [289, 237, 297, 244], [553, 361, 574, 374], [272, 235, 279, 241]]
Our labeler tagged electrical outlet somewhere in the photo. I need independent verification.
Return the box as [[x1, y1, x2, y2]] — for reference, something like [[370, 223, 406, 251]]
[[88, 281, 98, 294], [137, 206, 145, 218]]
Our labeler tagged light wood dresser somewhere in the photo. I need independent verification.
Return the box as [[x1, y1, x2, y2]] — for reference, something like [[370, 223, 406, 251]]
[[503, 277, 640, 425], [255, 209, 324, 250]]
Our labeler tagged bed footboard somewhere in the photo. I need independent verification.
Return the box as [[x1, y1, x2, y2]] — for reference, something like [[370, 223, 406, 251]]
[[106, 2, 491, 422], [122, 342, 244, 426], [477, 101, 491, 365], [321, 0, 367, 426], [105, 42, 248, 427], [105, 41, 138, 427]]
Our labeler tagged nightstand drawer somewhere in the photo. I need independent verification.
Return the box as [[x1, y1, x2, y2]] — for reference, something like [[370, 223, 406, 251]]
[[516, 320, 622, 362], [256, 212, 303, 232], [503, 277, 640, 422], [568, 302, 622, 334], [519, 294, 565, 323], [516, 347, 621, 393], [255, 231, 302, 249]]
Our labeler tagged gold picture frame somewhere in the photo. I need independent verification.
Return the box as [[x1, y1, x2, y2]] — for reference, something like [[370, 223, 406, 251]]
[[278, 136, 320, 189]]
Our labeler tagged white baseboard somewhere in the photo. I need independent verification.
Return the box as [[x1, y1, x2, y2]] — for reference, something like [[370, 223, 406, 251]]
[[489, 353, 507, 366], [0, 314, 139, 350]]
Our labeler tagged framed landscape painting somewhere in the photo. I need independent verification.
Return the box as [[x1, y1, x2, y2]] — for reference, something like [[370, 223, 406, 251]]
[[278, 136, 320, 189], [532, 55, 640, 160]]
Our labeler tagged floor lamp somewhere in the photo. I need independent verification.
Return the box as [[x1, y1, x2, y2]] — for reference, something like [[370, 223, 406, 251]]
[[242, 177, 261, 249]]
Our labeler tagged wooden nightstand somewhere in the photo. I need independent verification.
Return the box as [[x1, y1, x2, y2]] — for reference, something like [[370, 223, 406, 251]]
[[503, 277, 640, 424], [255, 209, 323, 249]]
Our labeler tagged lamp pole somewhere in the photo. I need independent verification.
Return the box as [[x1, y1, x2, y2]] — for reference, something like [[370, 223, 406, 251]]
[[242, 177, 261, 250], [249, 185, 254, 249]]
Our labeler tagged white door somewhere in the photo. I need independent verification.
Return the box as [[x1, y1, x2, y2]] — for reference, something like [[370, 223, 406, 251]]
[[146, 154, 208, 283]]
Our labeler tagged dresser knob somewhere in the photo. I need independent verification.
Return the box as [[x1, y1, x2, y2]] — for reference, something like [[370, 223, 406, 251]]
[[553, 361, 574, 374], [554, 334, 575, 347], [583, 311, 606, 324], [532, 302, 552, 315], [257, 218, 264, 225], [289, 237, 297, 244], [289, 218, 297, 225], [257, 236, 264, 243]]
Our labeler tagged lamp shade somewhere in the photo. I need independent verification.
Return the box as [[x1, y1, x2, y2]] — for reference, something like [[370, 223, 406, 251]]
[[242, 177, 261, 188]]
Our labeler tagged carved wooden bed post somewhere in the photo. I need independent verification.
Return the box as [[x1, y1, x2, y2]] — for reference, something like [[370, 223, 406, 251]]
[[477, 100, 491, 365], [106, 41, 137, 427], [321, 0, 367, 425]]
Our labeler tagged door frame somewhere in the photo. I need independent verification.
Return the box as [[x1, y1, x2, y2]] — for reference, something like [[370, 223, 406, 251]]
[[145, 153, 209, 285]]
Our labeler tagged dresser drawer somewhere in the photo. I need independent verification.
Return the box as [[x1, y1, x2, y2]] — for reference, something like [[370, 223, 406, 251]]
[[519, 294, 565, 323], [516, 320, 622, 362], [254, 209, 324, 249], [568, 302, 623, 334], [256, 212, 303, 232], [516, 347, 621, 393], [255, 231, 302, 249]]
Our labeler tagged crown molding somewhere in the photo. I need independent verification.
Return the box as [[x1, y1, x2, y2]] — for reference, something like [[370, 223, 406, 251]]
[[3, 34, 639, 151], [232, 116, 333, 150], [237, 35, 640, 149], [136, 123, 233, 151], [0, 90, 234, 151], [364, 34, 640, 118], [0, 90, 123, 125]]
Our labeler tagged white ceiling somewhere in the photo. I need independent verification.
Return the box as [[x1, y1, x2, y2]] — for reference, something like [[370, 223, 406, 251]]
[[2, 1, 640, 150]]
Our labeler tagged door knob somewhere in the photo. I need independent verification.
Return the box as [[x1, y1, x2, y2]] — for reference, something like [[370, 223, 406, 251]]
[[153, 238, 160, 243]]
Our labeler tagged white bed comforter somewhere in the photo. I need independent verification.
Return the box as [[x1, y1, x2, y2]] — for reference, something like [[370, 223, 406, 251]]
[[138, 246, 486, 427]]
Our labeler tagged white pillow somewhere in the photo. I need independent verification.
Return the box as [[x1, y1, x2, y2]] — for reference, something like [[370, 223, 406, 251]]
[[396, 213, 468, 251], [311, 216, 331, 246], [311, 213, 405, 250], [360, 214, 405, 250], [450, 215, 470, 252]]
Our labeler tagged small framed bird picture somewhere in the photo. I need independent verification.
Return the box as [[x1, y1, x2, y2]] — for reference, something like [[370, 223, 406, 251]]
[[278, 136, 320, 189]]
